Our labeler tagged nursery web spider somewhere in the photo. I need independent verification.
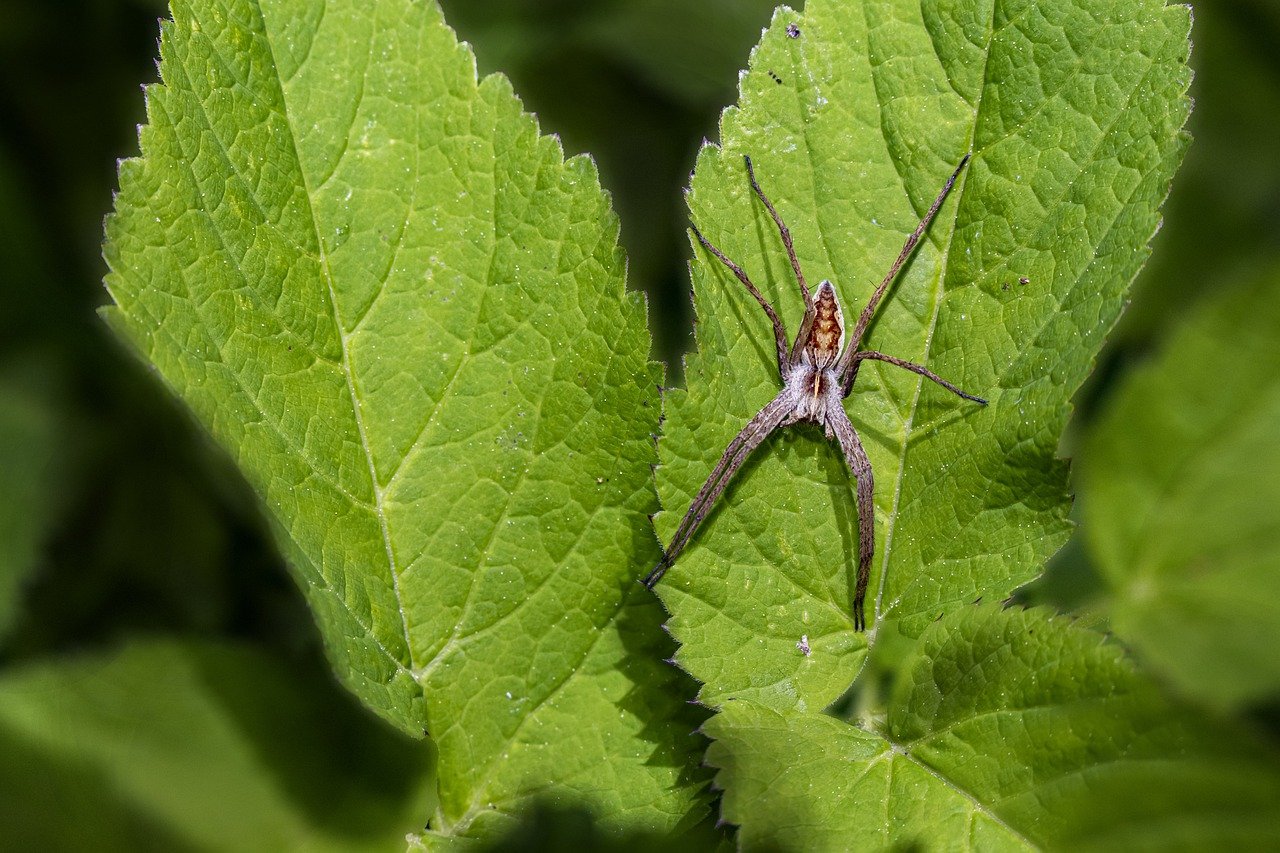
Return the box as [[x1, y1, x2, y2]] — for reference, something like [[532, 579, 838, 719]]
[[643, 155, 986, 632]]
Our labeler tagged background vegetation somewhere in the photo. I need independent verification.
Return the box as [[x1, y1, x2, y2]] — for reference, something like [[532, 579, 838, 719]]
[[1, 0, 1277, 848]]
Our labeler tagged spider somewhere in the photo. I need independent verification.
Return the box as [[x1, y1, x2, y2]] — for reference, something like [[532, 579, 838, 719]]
[[643, 154, 986, 632]]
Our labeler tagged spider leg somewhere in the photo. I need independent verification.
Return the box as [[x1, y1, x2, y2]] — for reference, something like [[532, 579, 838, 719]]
[[846, 350, 988, 405], [837, 155, 969, 394], [828, 404, 875, 632], [744, 156, 816, 366], [691, 224, 790, 378], [643, 392, 793, 589], [744, 155, 810, 305]]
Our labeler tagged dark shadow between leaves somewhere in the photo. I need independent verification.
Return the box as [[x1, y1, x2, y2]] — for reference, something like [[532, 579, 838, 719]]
[[475, 800, 748, 852], [187, 642, 434, 842]]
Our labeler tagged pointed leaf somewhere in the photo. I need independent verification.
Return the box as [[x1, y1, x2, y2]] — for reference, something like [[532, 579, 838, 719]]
[[654, 0, 1191, 708], [103, 0, 705, 838]]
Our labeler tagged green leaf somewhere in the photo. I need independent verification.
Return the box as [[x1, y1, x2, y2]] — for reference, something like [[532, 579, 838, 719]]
[[654, 0, 1191, 709], [1112, 0, 1280, 346], [103, 0, 706, 838], [705, 606, 1280, 850], [1080, 264, 1280, 710], [0, 640, 432, 851]]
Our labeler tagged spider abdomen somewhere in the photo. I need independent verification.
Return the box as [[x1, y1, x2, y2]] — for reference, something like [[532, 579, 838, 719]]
[[804, 281, 845, 369]]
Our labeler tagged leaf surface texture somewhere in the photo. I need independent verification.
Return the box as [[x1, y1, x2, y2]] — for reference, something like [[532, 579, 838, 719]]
[[104, 0, 706, 838]]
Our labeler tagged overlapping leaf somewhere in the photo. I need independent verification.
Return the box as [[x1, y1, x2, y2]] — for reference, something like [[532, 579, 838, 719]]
[[103, 0, 706, 839], [1082, 265, 1280, 710], [654, 0, 1191, 708], [706, 606, 1280, 850]]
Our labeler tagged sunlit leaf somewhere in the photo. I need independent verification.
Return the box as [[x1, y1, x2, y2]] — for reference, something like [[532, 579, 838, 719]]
[[654, 0, 1191, 709], [706, 606, 1280, 850], [103, 0, 707, 839]]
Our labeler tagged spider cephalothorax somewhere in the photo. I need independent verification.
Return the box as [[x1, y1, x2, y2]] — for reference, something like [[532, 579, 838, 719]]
[[644, 155, 986, 632]]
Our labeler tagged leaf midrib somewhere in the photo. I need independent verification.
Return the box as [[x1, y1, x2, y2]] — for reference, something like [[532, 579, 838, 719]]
[[249, 0, 417, 673], [891, 744, 1035, 848], [817, 0, 986, 654]]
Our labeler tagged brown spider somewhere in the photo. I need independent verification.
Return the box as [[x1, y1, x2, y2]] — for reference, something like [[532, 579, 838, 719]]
[[644, 155, 986, 631]]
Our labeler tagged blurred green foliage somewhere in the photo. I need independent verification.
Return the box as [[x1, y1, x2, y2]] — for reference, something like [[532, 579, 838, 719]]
[[1023, 0, 1280, 619], [2, 0, 1279, 848], [0, 640, 435, 850], [1081, 262, 1280, 712]]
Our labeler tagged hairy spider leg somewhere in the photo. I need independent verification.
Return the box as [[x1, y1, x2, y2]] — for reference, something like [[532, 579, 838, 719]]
[[651, 197, 801, 589], [853, 351, 988, 405], [838, 155, 970, 396], [830, 159, 983, 628], [832, 353, 985, 629], [743, 155, 818, 366], [827, 404, 874, 631], [690, 223, 790, 379], [744, 155, 809, 302], [643, 394, 792, 588]]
